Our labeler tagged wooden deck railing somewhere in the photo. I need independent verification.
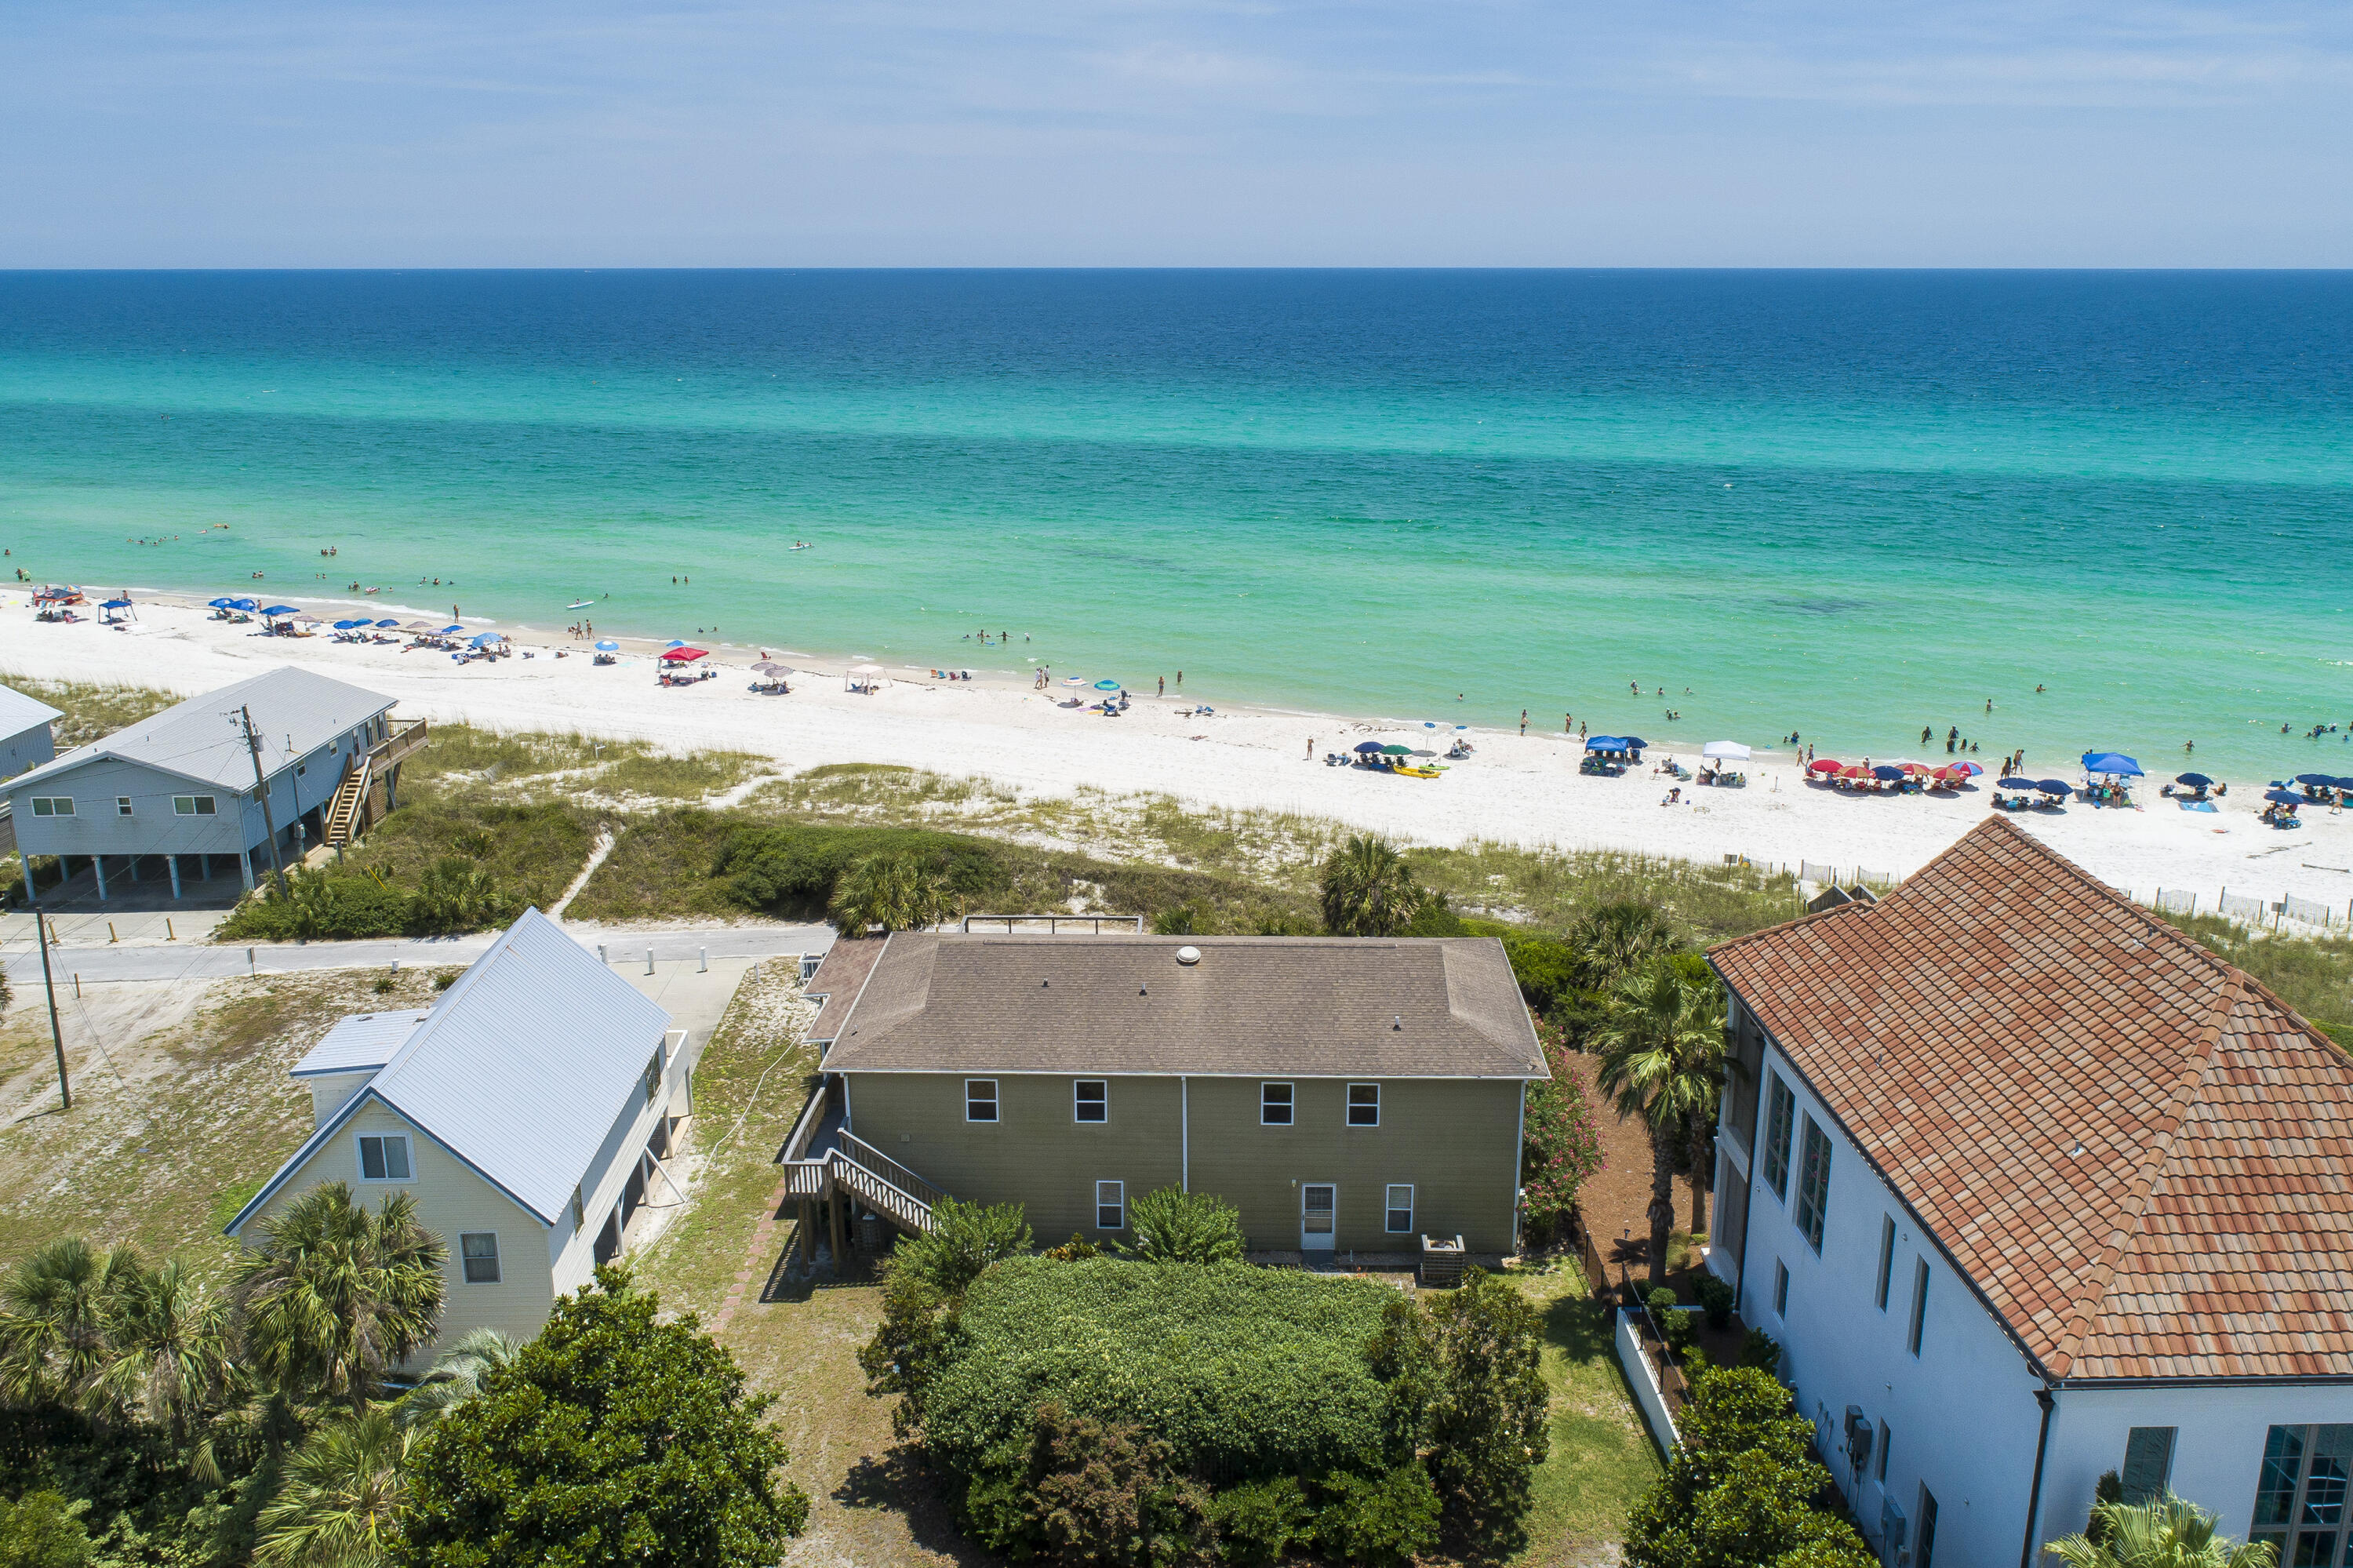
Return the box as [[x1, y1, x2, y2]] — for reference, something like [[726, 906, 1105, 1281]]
[[370, 717, 429, 767], [838, 1132, 949, 1213]]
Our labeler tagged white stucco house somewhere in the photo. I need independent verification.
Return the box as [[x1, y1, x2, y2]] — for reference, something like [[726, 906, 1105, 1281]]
[[227, 908, 694, 1362], [1706, 816, 2353, 1568]]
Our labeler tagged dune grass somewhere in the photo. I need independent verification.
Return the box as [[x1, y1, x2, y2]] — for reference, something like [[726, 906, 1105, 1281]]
[[0, 669, 180, 749]]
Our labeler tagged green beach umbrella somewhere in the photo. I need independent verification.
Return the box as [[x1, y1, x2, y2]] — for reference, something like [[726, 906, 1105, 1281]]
[[1380, 744, 1412, 755]]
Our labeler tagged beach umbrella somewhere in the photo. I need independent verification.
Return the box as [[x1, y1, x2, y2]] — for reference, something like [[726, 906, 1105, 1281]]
[[1094, 679, 1122, 691], [1997, 777, 2036, 789], [2081, 751, 2144, 777], [1409, 749, 1437, 758], [664, 639, 688, 649], [1805, 758, 1842, 773], [2174, 772, 2213, 787], [752, 660, 793, 677], [1871, 765, 1906, 781], [207, 597, 239, 609], [595, 639, 620, 651], [2035, 780, 2072, 795], [374, 618, 400, 628], [660, 646, 708, 662], [1947, 761, 1983, 777], [438, 624, 465, 635], [2265, 788, 2304, 806], [2296, 773, 2336, 786], [1621, 736, 1648, 750], [1379, 744, 1412, 755], [334, 618, 370, 629], [1701, 740, 1751, 761], [470, 631, 506, 647], [1355, 741, 1384, 754], [2332, 777, 2353, 791], [262, 605, 300, 617]]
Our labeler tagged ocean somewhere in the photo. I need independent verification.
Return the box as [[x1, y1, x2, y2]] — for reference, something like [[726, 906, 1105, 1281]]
[[1, 268, 2348, 777]]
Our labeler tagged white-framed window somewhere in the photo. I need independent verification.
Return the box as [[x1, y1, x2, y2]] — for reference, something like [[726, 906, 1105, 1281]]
[[173, 795, 217, 816], [460, 1232, 501, 1283], [1096, 1180, 1125, 1230], [1385, 1184, 1414, 1233], [1875, 1214, 1896, 1309], [1907, 1257, 1929, 1356], [358, 1133, 412, 1181], [1074, 1080, 1107, 1123], [966, 1079, 999, 1122], [1794, 1116, 1831, 1252], [1773, 1257, 1790, 1316], [28, 797, 73, 817], [1346, 1083, 1380, 1127], [643, 1049, 663, 1107], [1762, 1072, 1794, 1199], [115, 797, 133, 817], [1260, 1082, 1293, 1126]]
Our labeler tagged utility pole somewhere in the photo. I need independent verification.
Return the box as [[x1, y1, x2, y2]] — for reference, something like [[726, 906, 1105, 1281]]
[[238, 704, 291, 899], [20, 853, 71, 1111]]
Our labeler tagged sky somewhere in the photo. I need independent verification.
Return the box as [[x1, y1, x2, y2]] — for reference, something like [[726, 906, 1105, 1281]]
[[1, 0, 2347, 267]]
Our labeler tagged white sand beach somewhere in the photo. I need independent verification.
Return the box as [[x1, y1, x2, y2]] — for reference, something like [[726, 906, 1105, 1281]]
[[6, 592, 2350, 919]]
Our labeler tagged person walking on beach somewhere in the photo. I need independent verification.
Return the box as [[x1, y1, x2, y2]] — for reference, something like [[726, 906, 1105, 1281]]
[[1158, 676, 1166, 697], [1306, 738, 1315, 759], [1520, 710, 1528, 735]]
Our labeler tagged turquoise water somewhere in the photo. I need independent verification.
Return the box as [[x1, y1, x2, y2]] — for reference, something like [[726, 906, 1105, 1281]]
[[1, 269, 2349, 776]]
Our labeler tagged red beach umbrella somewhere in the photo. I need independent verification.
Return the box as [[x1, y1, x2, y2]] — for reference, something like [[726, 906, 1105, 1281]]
[[1806, 758, 1842, 774], [660, 646, 708, 662]]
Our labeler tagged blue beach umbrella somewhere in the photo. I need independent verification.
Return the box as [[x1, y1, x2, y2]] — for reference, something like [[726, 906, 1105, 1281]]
[[1996, 777, 2036, 789], [229, 598, 259, 611], [470, 631, 505, 647], [374, 618, 400, 628], [1620, 736, 1648, 751], [2266, 788, 2304, 806], [2035, 780, 2072, 795], [1094, 679, 1122, 690], [2176, 773, 2213, 788], [2295, 773, 2335, 786], [438, 624, 464, 635], [664, 638, 688, 649], [1354, 741, 1384, 755], [2081, 751, 2143, 776], [2332, 777, 2353, 791], [1871, 765, 1906, 781], [595, 639, 620, 651], [261, 605, 300, 617], [206, 597, 239, 609], [333, 618, 369, 629]]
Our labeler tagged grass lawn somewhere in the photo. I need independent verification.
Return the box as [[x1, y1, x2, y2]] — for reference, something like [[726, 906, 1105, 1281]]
[[0, 965, 464, 1284], [1512, 1261, 1665, 1565]]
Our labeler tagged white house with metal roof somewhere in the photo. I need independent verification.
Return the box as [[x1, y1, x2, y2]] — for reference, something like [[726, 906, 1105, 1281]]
[[2, 665, 424, 900], [227, 908, 695, 1362], [0, 683, 62, 782]]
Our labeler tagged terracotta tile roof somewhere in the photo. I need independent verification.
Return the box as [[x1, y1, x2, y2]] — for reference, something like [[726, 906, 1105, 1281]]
[[1710, 816, 2353, 1383], [823, 933, 1546, 1079]]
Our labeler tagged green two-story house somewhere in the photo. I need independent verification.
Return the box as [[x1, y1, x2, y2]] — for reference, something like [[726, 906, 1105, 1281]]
[[789, 931, 1545, 1261]]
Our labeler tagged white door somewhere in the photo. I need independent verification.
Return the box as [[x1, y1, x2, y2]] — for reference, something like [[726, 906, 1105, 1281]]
[[1301, 1184, 1337, 1251]]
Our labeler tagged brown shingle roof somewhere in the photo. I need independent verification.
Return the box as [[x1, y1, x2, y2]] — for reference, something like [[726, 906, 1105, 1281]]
[[823, 933, 1546, 1079], [806, 937, 887, 1044], [1711, 815, 2353, 1383]]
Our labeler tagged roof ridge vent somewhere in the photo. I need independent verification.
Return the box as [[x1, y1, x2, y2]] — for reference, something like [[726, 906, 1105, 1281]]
[[1176, 946, 1201, 966]]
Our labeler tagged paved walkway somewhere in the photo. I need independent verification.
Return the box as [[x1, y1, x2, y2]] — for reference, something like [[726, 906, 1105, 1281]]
[[0, 921, 834, 987]]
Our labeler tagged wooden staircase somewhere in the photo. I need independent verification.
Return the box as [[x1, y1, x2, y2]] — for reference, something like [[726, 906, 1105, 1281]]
[[325, 719, 429, 849], [776, 1087, 946, 1242]]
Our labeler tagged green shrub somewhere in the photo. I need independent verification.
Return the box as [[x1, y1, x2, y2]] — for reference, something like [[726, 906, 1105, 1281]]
[[1421, 1269, 1551, 1549], [886, 1199, 1032, 1296], [1209, 1475, 1310, 1566], [1695, 1274, 1735, 1330], [0, 1490, 94, 1568], [1029, 1402, 1209, 1566], [1311, 1463, 1441, 1568], [715, 821, 1002, 918], [1520, 1017, 1606, 1239], [919, 1257, 1395, 1487], [1044, 1234, 1104, 1261], [1152, 904, 1202, 936], [1626, 1362, 1871, 1568], [1498, 930, 1580, 1017], [216, 866, 413, 941], [1739, 1328, 1782, 1374], [1120, 1187, 1247, 1264]]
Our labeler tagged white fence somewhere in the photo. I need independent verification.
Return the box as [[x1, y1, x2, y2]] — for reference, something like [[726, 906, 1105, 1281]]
[[2152, 886, 2353, 934]]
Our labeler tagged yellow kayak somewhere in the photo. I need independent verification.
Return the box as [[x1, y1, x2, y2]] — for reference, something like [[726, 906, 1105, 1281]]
[[1394, 764, 1444, 778]]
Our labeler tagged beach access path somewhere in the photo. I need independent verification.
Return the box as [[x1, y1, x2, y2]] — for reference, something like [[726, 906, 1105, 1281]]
[[5, 595, 2350, 913]]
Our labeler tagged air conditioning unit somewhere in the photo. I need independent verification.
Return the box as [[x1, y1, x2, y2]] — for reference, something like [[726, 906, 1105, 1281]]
[[1881, 1495, 1909, 1566], [1845, 1405, 1876, 1471]]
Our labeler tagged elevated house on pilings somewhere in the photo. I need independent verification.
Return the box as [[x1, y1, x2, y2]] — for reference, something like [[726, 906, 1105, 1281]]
[[779, 926, 1547, 1276], [1, 664, 425, 903]]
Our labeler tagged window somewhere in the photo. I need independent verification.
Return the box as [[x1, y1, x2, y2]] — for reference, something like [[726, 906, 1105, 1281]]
[[571, 1185, 586, 1233], [1260, 1082, 1293, 1126], [1385, 1184, 1414, 1233], [1877, 1421, 1892, 1483], [460, 1232, 501, 1283], [1074, 1080, 1107, 1123], [1773, 1258, 1790, 1316], [1347, 1083, 1380, 1126], [2122, 1428, 2176, 1504], [643, 1050, 663, 1106], [1794, 1116, 1831, 1251], [358, 1134, 412, 1181], [2253, 1424, 2353, 1564], [115, 797, 133, 816], [1917, 1486, 1940, 1568], [1762, 1073, 1794, 1199], [1875, 1215, 1896, 1309], [966, 1079, 999, 1122], [173, 795, 217, 816], [1907, 1257, 1929, 1356], [1096, 1180, 1125, 1230], [28, 796, 73, 817]]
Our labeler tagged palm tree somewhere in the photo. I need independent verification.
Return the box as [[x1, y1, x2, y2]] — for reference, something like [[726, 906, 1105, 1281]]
[[233, 1184, 446, 1410], [829, 853, 945, 935], [89, 1254, 238, 1447], [2045, 1493, 2276, 1568], [1566, 901, 1681, 990], [253, 1406, 412, 1567], [0, 1236, 141, 1410], [1319, 835, 1425, 937], [1594, 960, 1726, 1292], [398, 1326, 522, 1425]]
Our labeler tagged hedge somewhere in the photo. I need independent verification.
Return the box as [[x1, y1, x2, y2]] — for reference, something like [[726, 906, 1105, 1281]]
[[923, 1257, 1394, 1485]]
